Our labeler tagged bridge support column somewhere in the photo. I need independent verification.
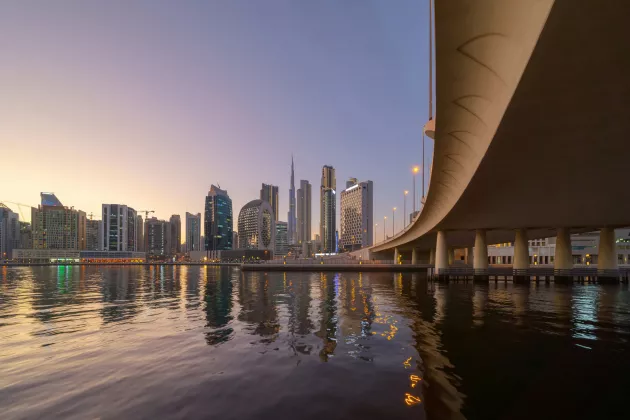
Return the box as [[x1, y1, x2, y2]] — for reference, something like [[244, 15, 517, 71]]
[[429, 248, 435, 265], [435, 231, 449, 281], [513, 229, 529, 284], [411, 248, 418, 265], [466, 247, 473, 266], [554, 228, 573, 284], [394, 248, 400, 265], [598, 227, 619, 284], [473, 229, 488, 282], [448, 248, 455, 265]]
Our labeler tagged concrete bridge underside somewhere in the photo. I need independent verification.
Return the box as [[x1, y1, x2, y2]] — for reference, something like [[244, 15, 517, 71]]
[[373, 0, 630, 258]]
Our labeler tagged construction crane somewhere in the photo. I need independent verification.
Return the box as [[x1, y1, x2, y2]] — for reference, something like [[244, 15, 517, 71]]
[[138, 210, 155, 220], [0, 201, 33, 221]]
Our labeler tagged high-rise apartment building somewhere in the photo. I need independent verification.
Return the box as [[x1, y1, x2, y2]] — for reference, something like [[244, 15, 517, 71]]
[[102, 204, 137, 251], [205, 185, 233, 251], [169, 214, 181, 254], [31, 193, 81, 249], [320, 165, 336, 253], [297, 180, 312, 247], [340, 178, 373, 251], [238, 199, 275, 251], [0, 203, 20, 260], [145, 217, 168, 256], [136, 215, 144, 251], [86, 219, 101, 251], [287, 157, 297, 245], [275, 221, 288, 256], [232, 231, 239, 249], [185, 212, 202, 252], [19, 221, 32, 250], [77, 210, 87, 250], [260, 184, 279, 221]]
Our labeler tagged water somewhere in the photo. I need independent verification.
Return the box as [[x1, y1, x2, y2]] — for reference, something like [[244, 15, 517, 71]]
[[1, 266, 630, 420]]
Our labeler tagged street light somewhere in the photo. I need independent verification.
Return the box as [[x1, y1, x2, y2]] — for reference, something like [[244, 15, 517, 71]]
[[404, 191, 409, 227], [412, 166, 420, 214], [392, 207, 397, 236]]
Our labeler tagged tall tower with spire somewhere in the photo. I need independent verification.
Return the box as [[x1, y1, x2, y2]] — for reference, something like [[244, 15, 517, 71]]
[[287, 156, 297, 245]]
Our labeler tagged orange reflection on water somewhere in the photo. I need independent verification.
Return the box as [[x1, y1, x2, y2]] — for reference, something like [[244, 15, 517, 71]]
[[410, 374, 422, 388], [404, 393, 421, 406]]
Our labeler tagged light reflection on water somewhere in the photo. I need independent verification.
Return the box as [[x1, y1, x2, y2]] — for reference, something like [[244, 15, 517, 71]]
[[1, 266, 630, 420]]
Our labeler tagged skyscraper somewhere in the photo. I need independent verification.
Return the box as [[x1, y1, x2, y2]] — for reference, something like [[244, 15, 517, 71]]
[[275, 221, 288, 256], [169, 214, 181, 254], [297, 180, 312, 247], [185, 212, 202, 252], [340, 178, 374, 251], [287, 156, 297, 245], [320, 165, 336, 253], [102, 204, 137, 251], [136, 215, 144, 251], [86, 219, 101, 251], [0, 203, 20, 260], [19, 221, 32, 250], [238, 199, 275, 251], [205, 185, 233, 251], [232, 231, 239, 249], [145, 217, 168, 257], [260, 183, 279, 221], [77, 210, 87, 250], [31, 193, 81, 249]]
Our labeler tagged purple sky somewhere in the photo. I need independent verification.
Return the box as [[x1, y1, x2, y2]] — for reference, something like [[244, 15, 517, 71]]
[[1, 0, 433, 242]]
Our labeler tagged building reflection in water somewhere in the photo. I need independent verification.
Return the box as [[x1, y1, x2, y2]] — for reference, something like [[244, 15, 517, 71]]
[[237, 271, 279, 341], [203, 266, 234, 345], [3, 267, 630, 419], [315, 273, 339, 361]]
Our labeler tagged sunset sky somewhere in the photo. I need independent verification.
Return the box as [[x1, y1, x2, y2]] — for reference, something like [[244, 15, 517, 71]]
[[1, 0, 433, 242]]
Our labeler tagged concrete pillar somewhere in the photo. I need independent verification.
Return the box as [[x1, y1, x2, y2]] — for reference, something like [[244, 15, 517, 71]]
[[466, 247, 474, 266], [448, 248, 455, 265], [473, 229, 488, 282], [435, 231, 448, 278], [554, 227, 573, 283], [394, 247, 400, 265], [411, 248, 418, 265], [429, 248, 436, 265], [513, 229, 529, 283], [598, 227, 619, 284]]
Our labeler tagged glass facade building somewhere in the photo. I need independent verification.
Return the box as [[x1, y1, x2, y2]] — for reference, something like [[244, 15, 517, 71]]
[[205, 185, 233, 251], [275, 221, 288, 256], [320, 165, 336, 253], [102, 204, 137, 251], [260, 183, 279, 221], [186, 212, 202, 252]]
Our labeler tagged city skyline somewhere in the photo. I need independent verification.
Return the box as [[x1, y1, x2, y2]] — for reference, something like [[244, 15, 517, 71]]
[[0, 1, 433, 241]]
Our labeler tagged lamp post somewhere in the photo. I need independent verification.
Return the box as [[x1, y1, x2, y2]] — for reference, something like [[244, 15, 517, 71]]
[[392, 207, 396, 236], [413, 166, 419, 214], [384, 216, 387, 240], [404, 191, 408, 227]]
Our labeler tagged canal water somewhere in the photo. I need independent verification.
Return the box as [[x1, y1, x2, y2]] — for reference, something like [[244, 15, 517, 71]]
[[1, 266, 629, 420]]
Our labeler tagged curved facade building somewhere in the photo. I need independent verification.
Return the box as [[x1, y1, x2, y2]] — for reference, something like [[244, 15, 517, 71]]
[[238, 200, 275, 251]]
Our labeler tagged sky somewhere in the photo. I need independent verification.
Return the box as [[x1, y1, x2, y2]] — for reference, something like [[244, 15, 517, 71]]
[[0, 0, 433, 243]]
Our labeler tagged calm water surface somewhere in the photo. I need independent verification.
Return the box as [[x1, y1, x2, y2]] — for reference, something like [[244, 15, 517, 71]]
[[1, 266, 630, 419]]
